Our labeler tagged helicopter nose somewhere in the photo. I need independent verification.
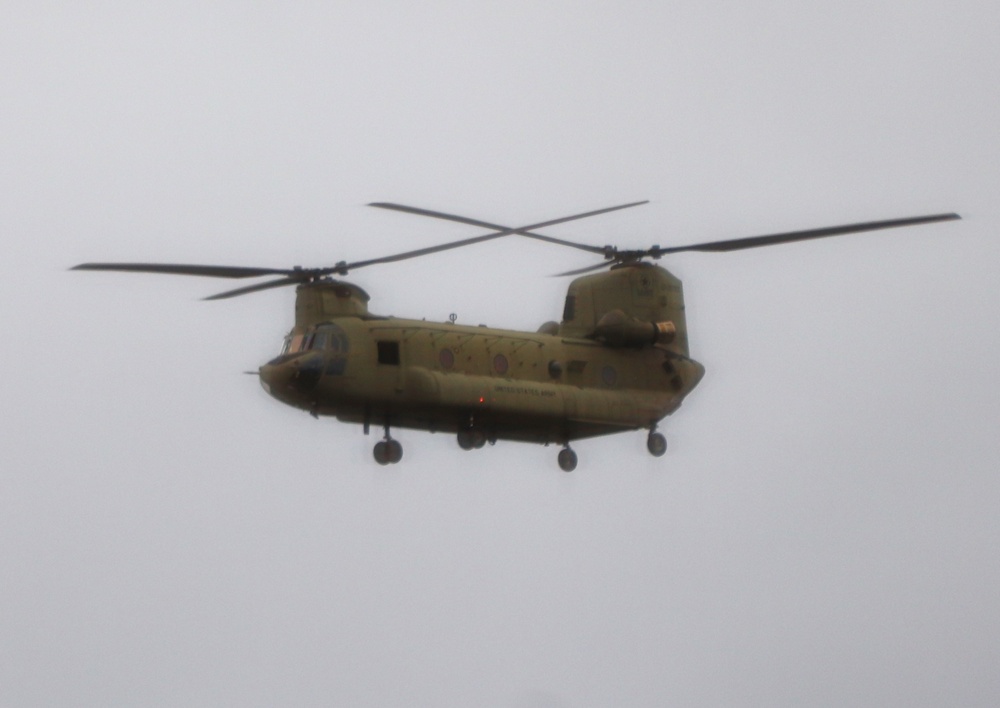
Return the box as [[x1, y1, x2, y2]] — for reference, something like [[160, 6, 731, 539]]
[[289, 355, 323, 392], [259, 354, 323, 397], [258, 362, 283, 396]]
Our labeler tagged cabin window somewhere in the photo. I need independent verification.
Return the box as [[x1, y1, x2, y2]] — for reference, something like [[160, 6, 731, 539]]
[[562, 295, 576, 322], [377, 341, 400, 365]]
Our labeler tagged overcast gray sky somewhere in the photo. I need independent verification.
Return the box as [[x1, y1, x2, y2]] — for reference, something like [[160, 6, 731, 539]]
[[3, 2, 999, 706]]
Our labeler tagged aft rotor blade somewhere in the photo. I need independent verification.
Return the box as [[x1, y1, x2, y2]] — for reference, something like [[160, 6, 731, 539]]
[[553, 260, 621, 277], [368, 200, 649, 255], [344, 217, 601, 272], [71, 263, 296, 278], [204, 276, 306, 300], [656, 213, 962, 255], [342, 229, 530, 271]]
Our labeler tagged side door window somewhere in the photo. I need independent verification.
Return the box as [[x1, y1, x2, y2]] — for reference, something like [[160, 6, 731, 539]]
[[377, 341, 400, 365]]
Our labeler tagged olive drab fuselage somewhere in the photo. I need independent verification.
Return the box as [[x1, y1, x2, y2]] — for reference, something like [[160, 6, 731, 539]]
[[258, 263, 705, 444]]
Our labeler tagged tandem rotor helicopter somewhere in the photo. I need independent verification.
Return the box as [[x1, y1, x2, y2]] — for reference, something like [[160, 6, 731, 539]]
[[74, 201, 959, 471]]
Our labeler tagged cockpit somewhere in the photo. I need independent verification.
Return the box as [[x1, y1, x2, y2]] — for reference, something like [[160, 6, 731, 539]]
[[279, 331, 322, 355], [281, 323, 349, 354]]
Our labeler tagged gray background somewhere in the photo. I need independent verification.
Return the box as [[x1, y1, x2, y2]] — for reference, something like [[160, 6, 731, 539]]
[[2, 2, 998, 706]]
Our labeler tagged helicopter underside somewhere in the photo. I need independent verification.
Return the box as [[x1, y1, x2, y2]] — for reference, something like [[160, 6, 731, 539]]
[[331, 403, 644, 446], [260, 363, 681, 471], [322, 398, 667, 471]]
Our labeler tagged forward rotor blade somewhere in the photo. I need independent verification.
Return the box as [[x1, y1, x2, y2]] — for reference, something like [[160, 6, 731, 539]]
[[369, 200, 649, 255], [71, 263, 295, 278], [656, 213, 961, 255], [204, 276, 306, 300], [73, 200, 651, 290]]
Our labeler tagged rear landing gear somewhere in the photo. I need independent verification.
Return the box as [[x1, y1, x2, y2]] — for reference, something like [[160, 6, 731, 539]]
[[557, 446, 577, 472], [647, 430, 667, 457], [374, 423, 403, 465]]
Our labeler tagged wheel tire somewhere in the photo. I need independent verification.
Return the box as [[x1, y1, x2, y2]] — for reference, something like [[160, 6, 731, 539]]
[[647, 432, 667, 457], [558, 448, 577, 472], [471, 430, 487, 449], [457, 429, 475, 450], [386, 439, 403, 464], [373, 441, 390, 465]]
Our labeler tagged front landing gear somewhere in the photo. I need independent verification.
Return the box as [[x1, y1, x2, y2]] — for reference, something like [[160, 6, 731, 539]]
[[373, 423, 403, 465], [557, 446, 577, 472], [647, 429, 667, 457]]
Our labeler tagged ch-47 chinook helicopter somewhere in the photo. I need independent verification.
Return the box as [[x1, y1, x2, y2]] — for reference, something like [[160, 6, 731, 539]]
[[73, 201, 960, 471]]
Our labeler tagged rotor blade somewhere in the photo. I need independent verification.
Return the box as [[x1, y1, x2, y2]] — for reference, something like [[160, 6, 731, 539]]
[[203, 276, 305, 300], [342, 217, 610, 272], [369, 202, 520, 230], [656, 213, 961, 255], [553, 261, 618, 277], [368, 200, 649, 255], [71, 263, 296, 278], [341, 229, 528, 271]]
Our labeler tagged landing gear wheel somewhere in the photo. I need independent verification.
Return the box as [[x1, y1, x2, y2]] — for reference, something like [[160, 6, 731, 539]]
[[647, 432, 667, 457], [374, 439, 402, 465], [373, 441, 390, 465], [375, 420, 402, 465], [558, 447, 578, 472], [457, 428, 486, 451]]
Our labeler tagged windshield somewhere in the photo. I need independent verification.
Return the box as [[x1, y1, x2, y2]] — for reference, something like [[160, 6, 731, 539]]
[[280, 325, 348, 355], [280, 333, 306, 355]]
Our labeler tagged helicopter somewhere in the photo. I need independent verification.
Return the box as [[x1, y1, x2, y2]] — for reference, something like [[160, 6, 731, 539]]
[[73, 202, 960, 471]]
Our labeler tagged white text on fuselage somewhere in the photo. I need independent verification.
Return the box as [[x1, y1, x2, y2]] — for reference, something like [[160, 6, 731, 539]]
[[493, 384, 556, 398]]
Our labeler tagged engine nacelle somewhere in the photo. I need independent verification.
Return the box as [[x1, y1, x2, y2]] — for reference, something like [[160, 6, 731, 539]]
[[593, 309, 676, 348], [559, 263, 691, 356]]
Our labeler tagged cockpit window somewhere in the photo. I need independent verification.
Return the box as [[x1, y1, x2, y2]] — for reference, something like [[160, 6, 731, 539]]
[[281, 334, 306, 354], [281, 324, 349, 356], [308, 331, 329, 351], [318, 324, 350, 353]]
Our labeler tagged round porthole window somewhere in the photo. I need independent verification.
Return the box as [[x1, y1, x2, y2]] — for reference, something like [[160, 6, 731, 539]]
[[439, 348, 455, 369], [493, 354, 509, 375]]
